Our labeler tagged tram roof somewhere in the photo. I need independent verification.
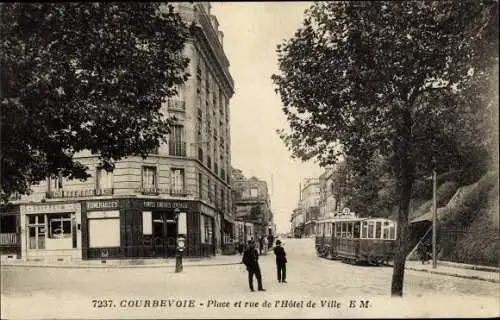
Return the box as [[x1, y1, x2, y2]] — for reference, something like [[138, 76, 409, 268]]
[[317, 216, 394, 223]]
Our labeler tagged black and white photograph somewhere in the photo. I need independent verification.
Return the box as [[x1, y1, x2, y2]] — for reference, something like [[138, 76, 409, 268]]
[[0, 1, 499, 319]]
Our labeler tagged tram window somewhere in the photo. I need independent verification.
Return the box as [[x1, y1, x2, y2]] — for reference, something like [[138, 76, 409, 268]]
[[382, 226, 389, 239], [368, 222, 374, 239], [389, 224, 396, 239], [361, 222, 368, 238], [347, 223, 353, 238], [375, 221, 382, 239], [353, 223, 360, 238]]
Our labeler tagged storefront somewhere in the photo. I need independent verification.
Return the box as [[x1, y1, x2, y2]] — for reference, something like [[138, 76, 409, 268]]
[[81, 198, 215, 260], [20, 202, 82, 261], [0, 204, 21, 258]]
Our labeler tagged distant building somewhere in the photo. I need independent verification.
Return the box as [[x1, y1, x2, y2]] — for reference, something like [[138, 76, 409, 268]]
[[290, 207, 304, 238], [2, 2, 234, 260], [231, 168, 274, 241], [301, 178, 320, 237]]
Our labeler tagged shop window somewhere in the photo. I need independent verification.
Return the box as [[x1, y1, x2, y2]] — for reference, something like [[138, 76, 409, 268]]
[[204, 215, 213, 244], [27, 214, 46, 249], [48, 213, 71, 239], [88, 217, 120, 248], [142, 211, 152, 235]]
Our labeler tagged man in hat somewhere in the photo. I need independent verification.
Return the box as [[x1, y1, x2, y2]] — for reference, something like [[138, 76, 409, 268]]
[[242, 240, 266, 292], [273, 240, 287, 283]]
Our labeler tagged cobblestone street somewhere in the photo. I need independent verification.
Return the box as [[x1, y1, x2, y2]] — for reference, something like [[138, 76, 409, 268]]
[[2, 238, 498, 318]]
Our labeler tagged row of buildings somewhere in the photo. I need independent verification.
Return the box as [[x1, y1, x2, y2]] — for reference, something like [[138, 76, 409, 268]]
[[290, 167, 348, 238], [0, 2, 274, 261]]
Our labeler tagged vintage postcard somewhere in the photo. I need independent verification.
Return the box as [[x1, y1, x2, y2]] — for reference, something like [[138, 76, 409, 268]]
[[1, 1, 499, 319]]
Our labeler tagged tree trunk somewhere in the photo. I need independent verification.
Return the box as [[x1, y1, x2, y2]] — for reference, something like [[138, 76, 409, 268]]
[[391, 173, 412, 296], [391, 108, 415, 297]]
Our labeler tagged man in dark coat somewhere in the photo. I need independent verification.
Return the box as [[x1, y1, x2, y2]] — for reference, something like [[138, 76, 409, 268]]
[[242, 241, 265, 292], [273, 240, 287, 283]]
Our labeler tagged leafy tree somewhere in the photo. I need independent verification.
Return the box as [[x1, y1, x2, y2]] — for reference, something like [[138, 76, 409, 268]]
[[272, 1, 498, 296], [1, 3, 190, 201]]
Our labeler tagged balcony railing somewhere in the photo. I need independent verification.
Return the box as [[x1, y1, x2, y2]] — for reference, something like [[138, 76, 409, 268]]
[[45, 188, 114, 199], [136, 187, 189, 197], [167, 99, 186, 112], [169, 141, 186, 157], [0, 233, 17, 246]]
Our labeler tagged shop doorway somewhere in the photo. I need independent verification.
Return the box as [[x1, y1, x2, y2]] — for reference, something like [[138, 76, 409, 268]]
[[151, 212, 177, 258]]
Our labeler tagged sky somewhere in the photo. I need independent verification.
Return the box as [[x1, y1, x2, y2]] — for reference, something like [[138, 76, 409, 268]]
[[211, 2, 323, 234]]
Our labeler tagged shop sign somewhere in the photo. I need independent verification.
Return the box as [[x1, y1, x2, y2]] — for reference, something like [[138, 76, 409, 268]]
[[26, 203, 79, 213], [143, 200, 189, 209], [86, 200, 119, 210]]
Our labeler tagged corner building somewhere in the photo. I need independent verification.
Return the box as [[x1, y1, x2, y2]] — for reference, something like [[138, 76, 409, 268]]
[[13, 2, 234, 261]]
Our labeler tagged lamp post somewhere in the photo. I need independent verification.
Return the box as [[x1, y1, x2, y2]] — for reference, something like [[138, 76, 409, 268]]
[[175, 209, 187, 273], [432, 169, 437, 269]]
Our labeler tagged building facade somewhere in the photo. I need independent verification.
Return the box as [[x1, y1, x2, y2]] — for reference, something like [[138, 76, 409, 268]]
[[231, 168, 273, 242], [290, 207, 304, 238], [5, 2, 235, 261], [299, 178, 320, 237]]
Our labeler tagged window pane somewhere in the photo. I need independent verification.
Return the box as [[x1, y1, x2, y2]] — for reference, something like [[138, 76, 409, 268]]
[[62, 220, 71, 238], [38, 233, 45, 249], [29, 227, 36, 249], [28, 215, 36, 224], [89, 219, 120, 248], [389, 225, 396, 240], [375, 222, 382, 239], [37, 214, 45, 223], [368, 223, 374, 239]]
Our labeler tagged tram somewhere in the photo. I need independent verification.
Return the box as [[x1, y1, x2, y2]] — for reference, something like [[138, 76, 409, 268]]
[[315, 210, 397, 265]]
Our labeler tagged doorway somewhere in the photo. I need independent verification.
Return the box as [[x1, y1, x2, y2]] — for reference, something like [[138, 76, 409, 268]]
[[151, 212, 177, 258]]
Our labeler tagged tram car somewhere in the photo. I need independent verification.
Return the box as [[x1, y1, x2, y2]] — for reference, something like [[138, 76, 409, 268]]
[[315, 213, 397, 265]]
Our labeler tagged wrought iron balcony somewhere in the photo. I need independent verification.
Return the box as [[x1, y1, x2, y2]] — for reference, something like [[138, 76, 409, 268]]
[[45, 188, 114, 199], [136, 187, 189, 197], [167, 99, 186, 112]]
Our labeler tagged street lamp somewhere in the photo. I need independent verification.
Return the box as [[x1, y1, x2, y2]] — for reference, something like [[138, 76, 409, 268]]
[[175, 209, 187, 273]]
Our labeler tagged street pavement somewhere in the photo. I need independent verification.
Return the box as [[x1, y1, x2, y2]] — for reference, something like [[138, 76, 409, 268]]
[[1, 238, 499, 319]]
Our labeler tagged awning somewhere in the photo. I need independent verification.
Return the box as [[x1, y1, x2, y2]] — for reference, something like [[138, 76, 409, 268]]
[[410, 207, 447, 224]]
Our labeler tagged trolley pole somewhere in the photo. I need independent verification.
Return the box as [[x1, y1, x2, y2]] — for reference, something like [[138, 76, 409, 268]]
[[432, 169, 437, 269]]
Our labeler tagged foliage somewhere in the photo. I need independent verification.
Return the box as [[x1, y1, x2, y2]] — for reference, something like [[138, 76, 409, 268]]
[[0, 3, 190, 201], [272, 0, 498, 296]]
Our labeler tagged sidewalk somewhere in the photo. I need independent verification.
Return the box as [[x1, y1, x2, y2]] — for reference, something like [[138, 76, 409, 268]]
[[404, 260, 500, 283], [0, 254, 244, 269]]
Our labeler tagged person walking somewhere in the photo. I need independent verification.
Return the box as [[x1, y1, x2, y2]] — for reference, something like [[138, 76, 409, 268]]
[[273, 240, 287, 283], [242, 241, 266, 292]]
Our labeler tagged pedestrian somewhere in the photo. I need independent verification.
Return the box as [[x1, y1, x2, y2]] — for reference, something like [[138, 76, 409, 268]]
[[268, 234, 274, 249], [241, 240, 266, 292], [262, 237, 268, 255], [258, 236, 264, 255], [237, 239, 244, 255], [273, 240, 287, 283]]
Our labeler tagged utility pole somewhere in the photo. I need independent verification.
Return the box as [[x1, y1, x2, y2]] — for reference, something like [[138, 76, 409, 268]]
[[432, 169, 437, 269]]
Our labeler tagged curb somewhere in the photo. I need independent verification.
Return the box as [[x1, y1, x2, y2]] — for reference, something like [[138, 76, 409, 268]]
[[438, 261, 500, 273], [405, 267, 500, 284], [0, 261, 242, 269]]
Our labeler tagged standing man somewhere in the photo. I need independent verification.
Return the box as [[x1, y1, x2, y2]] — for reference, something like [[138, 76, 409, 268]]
[[273, 240, 287, 283], [242, 241, 266, 292]]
